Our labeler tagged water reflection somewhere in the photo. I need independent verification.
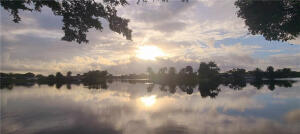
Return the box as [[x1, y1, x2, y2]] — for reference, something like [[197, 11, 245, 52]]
[[1, 79, 300, 134], [1, 79, 298, 98], [140, 95, 157, 107]]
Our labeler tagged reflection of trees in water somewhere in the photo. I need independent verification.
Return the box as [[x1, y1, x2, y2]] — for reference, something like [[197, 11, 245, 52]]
[[1, 78, 298, 99], [198, 80, 221, 98], [250, 80, 264, 90], [147, 83, 155, 92], [56, 82, 63, 89], [158, 83, 178, 94], [0, 83, 13, 90], [178, 83, 197, 95], [235, 0, 300, 42], [0, 81, 35, 90], [83, 82, 108, 90], [223, 79, 247, 90], [0, 0, 132, 43], [250, 80, 296, 91]]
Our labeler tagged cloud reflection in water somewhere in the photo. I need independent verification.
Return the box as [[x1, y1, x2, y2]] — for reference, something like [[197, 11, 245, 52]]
[[1, 80, 300, 134]]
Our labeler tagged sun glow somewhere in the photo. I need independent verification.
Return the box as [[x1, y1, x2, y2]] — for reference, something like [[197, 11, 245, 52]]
[[140, 95, 157, 107], [136, 46, 165, 60]]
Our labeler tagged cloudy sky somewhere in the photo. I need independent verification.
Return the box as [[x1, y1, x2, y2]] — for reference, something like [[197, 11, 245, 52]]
[[1, 0, 300, 75]]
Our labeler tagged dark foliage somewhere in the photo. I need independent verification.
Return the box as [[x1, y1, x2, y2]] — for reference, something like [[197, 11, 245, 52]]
[[0, 0, 132, 43], [235, 0, 300, 42]]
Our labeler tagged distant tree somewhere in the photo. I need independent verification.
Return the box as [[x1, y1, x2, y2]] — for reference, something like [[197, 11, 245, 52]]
[[147, 67, 155, 81], [24, 72, 35, 78], [168, 67, 176, 76], [67, 71, 72, 77], [36, 74, 44, 79], [198, 61, 220, 80], [157, 67, 168, 83], [252, 68, 264, 80], [56, 72, 64, 78], [235, 0, 300, 42], [47, 74, 55, 83], [267, 66, 274, 73], [82, 70, 108, 83], [167, 67, 177, 82], [227, 68, 246, 80], [185, 66, 193, 74], [158, 67, 168, 74], [275, 68, 292, 78], [226, 68, 247, 90], [266, 66, 275, 79], [55, 72, 65, 82]]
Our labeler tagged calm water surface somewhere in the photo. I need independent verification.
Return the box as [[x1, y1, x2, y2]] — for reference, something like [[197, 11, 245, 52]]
[[1, 79, 300, 134]]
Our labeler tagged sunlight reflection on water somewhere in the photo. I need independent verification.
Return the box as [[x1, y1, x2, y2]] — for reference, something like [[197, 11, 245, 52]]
[[1, 79, 300, 134]]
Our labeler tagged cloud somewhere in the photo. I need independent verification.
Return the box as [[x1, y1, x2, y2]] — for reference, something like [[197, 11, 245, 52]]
[[287, 37, 300, 45], [1, 0, 300, 74], [152, 21, 187, 33], [284, 109, 300, 123]]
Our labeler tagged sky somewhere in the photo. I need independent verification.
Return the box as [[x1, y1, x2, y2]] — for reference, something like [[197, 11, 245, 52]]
[[1, 0, 300, 75]]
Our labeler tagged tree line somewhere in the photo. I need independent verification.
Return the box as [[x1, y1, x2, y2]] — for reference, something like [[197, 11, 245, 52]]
[[0, 70, 110, 89], [146, 61, 300, 84], [1, 62, 300, 92], [1, 61, 300, 86]]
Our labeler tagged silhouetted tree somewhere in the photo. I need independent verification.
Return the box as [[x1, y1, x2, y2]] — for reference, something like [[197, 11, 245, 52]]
[[147, 67, 155, 81], [82, 70, 108, 83], [235, 0, 300, 42], [55, 72, 65, 82], [266, 66, 275, 80], [198, 61, 220, 80], [251, 68, 264, 80], [157, 67, 168, 83], [0, 0, 132, 43], [167, 67, 177, 82], [275, 68, 292, 78], [185, 66, 193, 74], [67, 71, 72, 77], [227, 68, 246, 80], [24, 72, 35, 78], [47, 74, 55, 84]]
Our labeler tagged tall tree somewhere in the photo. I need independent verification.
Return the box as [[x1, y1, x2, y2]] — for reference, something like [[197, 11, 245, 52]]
[[198, 61, 220, 80], [266, 66, 275, 80]]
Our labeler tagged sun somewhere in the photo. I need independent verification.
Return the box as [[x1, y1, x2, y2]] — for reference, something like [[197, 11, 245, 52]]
[[140, 95, 157, 107], [136, 45, 165, 60]]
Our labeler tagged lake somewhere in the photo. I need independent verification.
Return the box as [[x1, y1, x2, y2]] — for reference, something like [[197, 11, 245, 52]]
[[1, 79, 300, 134]]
